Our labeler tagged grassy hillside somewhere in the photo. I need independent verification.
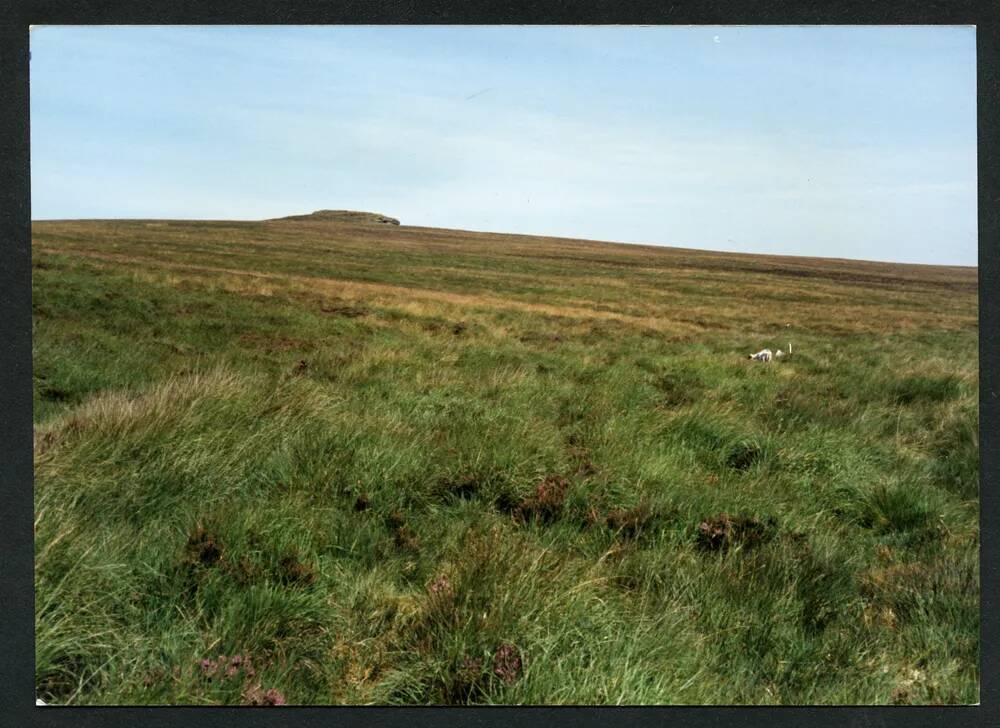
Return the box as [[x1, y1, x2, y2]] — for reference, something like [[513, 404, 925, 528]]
[[31, 216, 979, 705]]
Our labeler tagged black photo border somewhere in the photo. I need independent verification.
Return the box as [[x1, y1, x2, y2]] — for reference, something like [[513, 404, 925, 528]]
[[1, 1, 997, 726]]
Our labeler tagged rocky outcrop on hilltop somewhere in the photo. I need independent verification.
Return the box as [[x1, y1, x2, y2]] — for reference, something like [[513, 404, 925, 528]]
[[270, 210, 400, 225]]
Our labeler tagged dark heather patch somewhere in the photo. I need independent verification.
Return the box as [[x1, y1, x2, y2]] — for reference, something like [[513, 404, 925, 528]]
[[452, 321, 468, 335], [393, 525, 420, 552], [428, 574, 452, 597], [492, 643, 523, 685], [37, 653, 88, 699], [438, 472, 485, 500], [891, 687, 911, 705], [276, 552, 317, 587], [726, 440, 763, 471], [494, 491, 521, 515], [321, 303, 368, 318], [513, 475, 570, 524], [198, 653, 257, 683], [242, 684, 287, 706], [385, 510, 420, 551], [444, 656, 486, 703], [566, 441, 597, 476], [141, 667, 166, 688], [385, 510, 407, 531], [605, 502, 657, 540], [225, 554, 264, 586], [582, 504, 603, 528], [292, 359, 309, 375], [696, 513, 777, 552], [185, 525, 223, 567], [780, 531, 811, 556], [38, 385, 72, 402]]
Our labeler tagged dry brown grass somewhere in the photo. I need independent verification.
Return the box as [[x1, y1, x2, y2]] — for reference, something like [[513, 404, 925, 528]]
[[32, 218, 976, 340]]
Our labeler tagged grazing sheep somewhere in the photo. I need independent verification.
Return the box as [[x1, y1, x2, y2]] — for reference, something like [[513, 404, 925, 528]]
[[748, 342, 791, 363]]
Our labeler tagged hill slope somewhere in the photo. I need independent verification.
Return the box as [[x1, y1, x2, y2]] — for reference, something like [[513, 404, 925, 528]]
[[31, 218, 978, 705]]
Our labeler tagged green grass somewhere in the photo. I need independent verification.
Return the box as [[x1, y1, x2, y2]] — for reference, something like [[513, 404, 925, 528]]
[[32, 217, 979, 705]]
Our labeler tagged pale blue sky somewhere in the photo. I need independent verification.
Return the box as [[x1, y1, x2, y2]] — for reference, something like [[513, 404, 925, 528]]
[[30, 25, 977, 265]]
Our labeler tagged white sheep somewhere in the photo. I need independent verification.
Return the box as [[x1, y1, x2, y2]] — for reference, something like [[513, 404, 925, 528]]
[[748, 343, 791, 363]]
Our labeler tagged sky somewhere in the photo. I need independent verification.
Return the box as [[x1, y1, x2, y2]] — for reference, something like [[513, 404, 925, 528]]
[[30, 25, 977, 265]]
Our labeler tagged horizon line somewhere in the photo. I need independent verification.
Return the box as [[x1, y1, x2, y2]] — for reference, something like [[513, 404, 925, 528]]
[[30, 214, 979, 270]]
